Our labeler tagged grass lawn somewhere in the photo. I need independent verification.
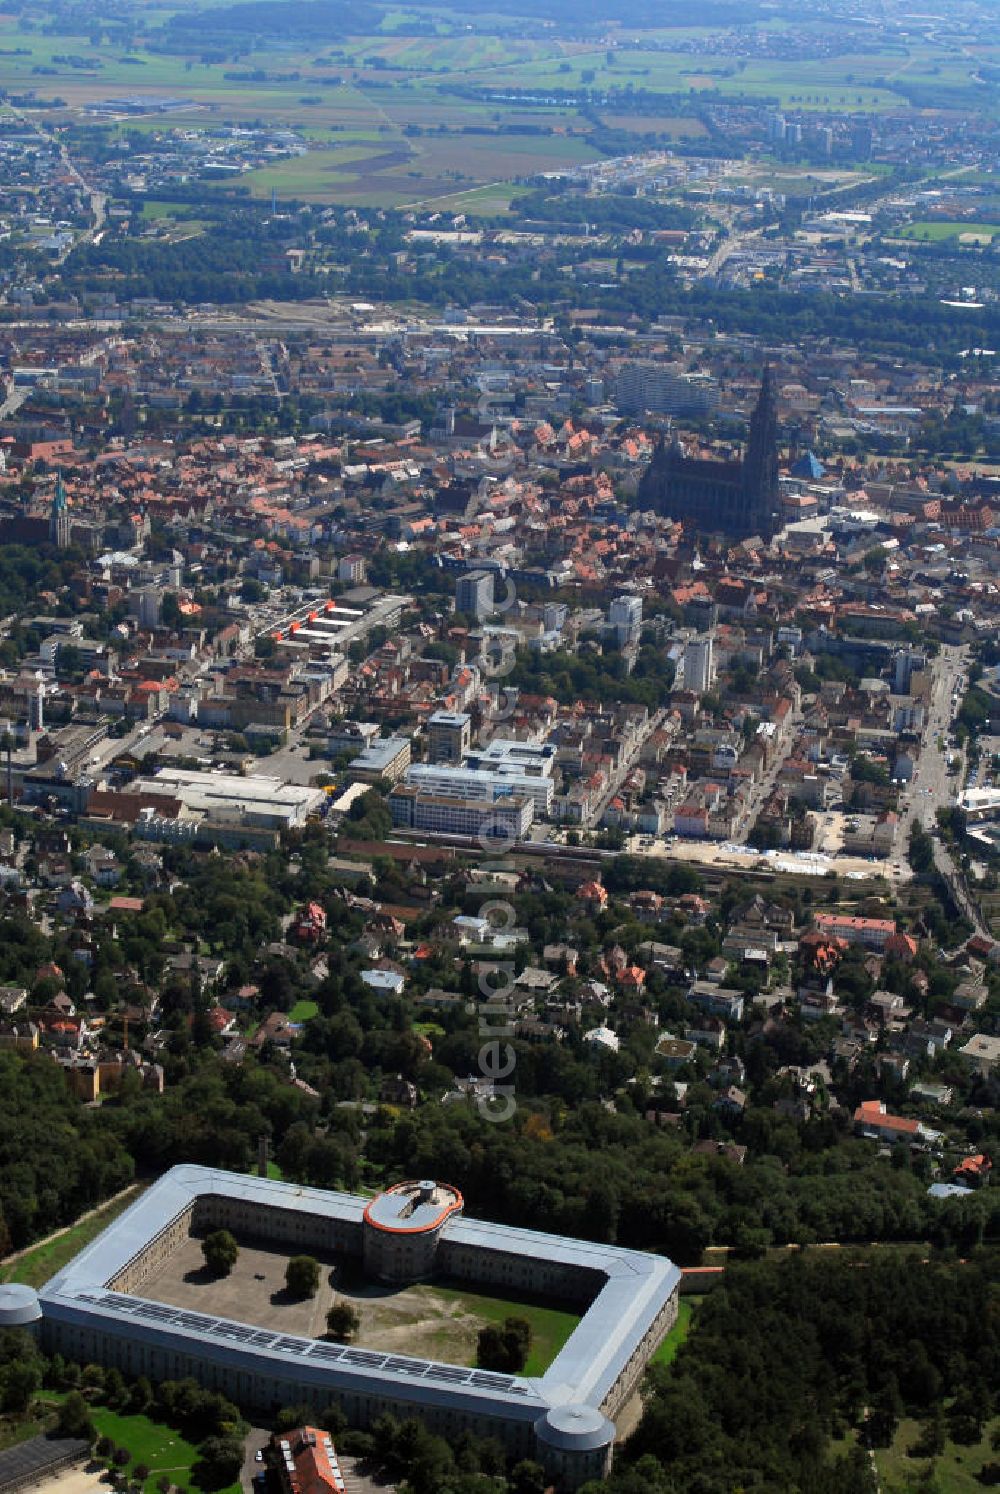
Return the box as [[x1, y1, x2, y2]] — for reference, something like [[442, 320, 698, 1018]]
[[875, 1417, 997, 1493], [287, 998, 319, 1023], [0, 1407, 58, 1455], [898, 220, 1000, 242], [650, 1298, 695, 1368], [90, 1406, 239, 1494], [25, 1396, 239, 1494], [427, 1283, 579, 1376], [0, 1189, 143, 1290]]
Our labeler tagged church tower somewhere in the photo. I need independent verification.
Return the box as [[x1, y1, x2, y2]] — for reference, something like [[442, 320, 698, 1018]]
[[741, 365, 780, 538], [49, 472, 71, 549]]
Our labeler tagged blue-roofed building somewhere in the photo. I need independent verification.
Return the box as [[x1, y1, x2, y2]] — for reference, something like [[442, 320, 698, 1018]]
[[790, 450, 826, 481], [35, 1165, 681, 1487]]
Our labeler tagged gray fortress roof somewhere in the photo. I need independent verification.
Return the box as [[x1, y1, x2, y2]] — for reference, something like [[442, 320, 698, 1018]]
[[40, 1166, 680, 1428]]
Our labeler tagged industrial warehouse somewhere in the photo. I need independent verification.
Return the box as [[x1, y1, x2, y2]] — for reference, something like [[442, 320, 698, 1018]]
[[19, 1166, 681, 1488]]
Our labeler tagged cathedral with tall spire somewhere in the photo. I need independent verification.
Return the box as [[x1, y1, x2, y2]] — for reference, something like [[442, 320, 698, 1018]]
[[635, 368, 780, 540], [49, 472, 71, 549]]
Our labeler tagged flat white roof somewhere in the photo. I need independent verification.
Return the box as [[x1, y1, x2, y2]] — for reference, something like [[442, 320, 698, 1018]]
[[40, 1165, 680, 1427]]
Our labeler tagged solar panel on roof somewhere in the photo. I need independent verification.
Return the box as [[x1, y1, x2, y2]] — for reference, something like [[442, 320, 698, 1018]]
[[340, 1349, 383, 1368], [383, 1357, 428, 1376], [177, 1313, 217, 1331], [274, 1338, 309, 1354], [423, 1365, 471, 1384], [215, 1322, 256, 1341]]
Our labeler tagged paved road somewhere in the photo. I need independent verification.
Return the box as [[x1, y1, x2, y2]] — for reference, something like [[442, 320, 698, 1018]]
[[0, 384, 30, 421], [6, 103, 107, 261], [239, 1429, 269, 1494], [895, 644, 988, 934], [583, 707, 668, 829], [734, 711, 801, 845]]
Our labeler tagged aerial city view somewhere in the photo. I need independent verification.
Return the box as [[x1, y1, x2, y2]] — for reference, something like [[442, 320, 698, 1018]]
[[0, 0, 997, 1489]]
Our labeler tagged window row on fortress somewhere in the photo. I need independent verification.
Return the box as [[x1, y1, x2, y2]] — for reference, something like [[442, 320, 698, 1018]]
[[42, 1321, 538, 1455]]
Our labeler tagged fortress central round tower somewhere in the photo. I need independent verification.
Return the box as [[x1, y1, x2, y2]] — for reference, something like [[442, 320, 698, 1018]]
[[362, 1179, 464, 1284]]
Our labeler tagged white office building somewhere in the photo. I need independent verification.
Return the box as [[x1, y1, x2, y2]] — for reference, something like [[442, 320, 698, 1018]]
[[390, 786, 533, 840], [405, 759, 554, 815], [609, 595, 643, 648], [684, 635, 715, 695]]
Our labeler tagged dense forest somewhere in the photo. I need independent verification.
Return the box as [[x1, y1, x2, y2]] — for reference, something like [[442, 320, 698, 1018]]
[[592, 1250, 1000, 1494], [7, 1243, 995, 1494], [2, 1044, 995, 1265]]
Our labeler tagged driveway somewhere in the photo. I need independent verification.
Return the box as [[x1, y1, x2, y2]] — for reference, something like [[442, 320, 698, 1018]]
[[240, 1429, 270, 1494]]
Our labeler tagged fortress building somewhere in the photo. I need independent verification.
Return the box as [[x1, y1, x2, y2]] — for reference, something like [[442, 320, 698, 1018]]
[[25, 1166, 681, 1489], [636, 367, 780, 540]]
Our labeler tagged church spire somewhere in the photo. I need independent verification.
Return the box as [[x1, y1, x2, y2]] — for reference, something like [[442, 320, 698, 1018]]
[[50, 470, 71, 548], [742, 366, 779, 538]]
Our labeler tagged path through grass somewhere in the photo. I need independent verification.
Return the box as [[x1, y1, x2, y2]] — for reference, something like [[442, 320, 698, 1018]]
[[0, 1188, 143, 1289]]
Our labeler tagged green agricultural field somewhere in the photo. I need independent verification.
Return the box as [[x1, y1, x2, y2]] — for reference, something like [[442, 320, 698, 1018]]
[[445, 48, 907, 110], [238, 129, 602, 207], [0, 1188, 142, 1290], [2, 1, 994, 214], [598, 112, 708, 137], [418, 181, 533, 215], [898, 220, 1000, 242]]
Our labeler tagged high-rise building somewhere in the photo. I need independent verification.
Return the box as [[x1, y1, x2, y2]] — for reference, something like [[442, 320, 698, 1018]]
[[636, 368, 780, 539], [455, 570, 494, 621], [684, 635, 715, 695], [893, 649, 927, 696], [851, 123, 873, 161], [543, 602, 568, 634], [130, 588, 162, 628], [616, 363, 719, 419], [426, 710, 472, 764], [609, 595, 643, 648], [28, 679, 44, 733]]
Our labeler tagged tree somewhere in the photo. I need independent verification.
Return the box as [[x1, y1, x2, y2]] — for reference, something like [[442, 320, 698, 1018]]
[[202, 1230, 239, 1278], [56, 1390, 94, 1442], [193, 1436, 244, 1491], [104, 1367, 127, 1406], [511, 1462, 548, 1494], [285, 1255, 321, 1298], [325, 1302, 361, 1342], [476, 1317, 532, 1373]]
